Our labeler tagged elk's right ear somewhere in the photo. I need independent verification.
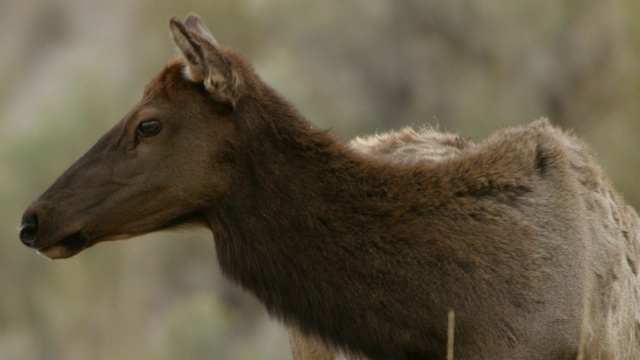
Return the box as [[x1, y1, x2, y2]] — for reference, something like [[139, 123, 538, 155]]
[[169, 15, 242, 107]]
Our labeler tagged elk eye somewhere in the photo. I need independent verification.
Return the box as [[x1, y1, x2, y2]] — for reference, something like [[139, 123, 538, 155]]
[[137, 119, 162, 137]]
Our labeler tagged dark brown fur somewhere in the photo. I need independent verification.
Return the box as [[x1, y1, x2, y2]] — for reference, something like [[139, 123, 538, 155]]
[[19, 15, 640, 360]]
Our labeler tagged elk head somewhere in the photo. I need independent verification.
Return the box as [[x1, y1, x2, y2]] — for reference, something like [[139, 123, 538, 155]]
[[19, 15, 251, 259]]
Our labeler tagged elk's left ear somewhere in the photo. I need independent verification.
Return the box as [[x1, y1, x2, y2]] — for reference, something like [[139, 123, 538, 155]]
[[169, 15, 242, 107]]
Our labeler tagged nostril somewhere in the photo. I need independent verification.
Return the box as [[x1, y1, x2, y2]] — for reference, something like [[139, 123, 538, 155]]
[[19, 214, 38, 248]]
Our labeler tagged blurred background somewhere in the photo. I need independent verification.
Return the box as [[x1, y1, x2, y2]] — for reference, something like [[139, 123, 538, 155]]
[[1, 0, 639, 359]]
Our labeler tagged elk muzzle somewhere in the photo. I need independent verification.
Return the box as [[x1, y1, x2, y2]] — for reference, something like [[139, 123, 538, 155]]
[[19, 204, 89, 259]]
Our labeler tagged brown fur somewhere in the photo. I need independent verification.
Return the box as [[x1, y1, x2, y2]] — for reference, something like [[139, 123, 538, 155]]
[[19, 15, 640, 360], [289, 324, 347, 360], [291, 129, 476, 359]]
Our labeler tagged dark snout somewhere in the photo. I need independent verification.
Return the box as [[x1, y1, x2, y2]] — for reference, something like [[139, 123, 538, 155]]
[[18, 202, 89, 259], [19, 211, 38, 247], [18, 122, 131, 259]]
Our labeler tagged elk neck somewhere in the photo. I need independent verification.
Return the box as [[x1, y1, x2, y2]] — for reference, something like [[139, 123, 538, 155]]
[[202, 86, 451, 358]]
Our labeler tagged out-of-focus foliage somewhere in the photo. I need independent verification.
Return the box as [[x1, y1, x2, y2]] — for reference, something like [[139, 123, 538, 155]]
[[1, 0, 638, 359]]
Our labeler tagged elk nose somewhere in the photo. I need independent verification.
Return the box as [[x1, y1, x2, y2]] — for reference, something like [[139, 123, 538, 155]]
[[19, 213, 38, 248]]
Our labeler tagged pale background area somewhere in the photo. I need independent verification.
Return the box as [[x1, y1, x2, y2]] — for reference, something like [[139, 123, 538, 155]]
[[1, 0, 639, 359]]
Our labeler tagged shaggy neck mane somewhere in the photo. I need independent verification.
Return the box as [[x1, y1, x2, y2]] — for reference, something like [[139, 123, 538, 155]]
[[203, 77, 453, 358]]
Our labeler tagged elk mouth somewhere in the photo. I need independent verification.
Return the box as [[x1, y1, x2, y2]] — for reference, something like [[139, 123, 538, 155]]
[[38, 231, 89, 259]]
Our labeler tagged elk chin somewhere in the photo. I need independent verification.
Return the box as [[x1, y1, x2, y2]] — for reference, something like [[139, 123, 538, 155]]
[[38, 232, 89, 259]]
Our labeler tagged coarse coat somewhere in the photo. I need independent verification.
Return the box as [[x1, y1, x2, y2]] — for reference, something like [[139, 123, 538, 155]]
[[19, 15, 640, 360]]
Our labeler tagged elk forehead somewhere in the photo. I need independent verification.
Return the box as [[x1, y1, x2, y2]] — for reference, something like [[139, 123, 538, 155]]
[[142, 58, 201, 103]]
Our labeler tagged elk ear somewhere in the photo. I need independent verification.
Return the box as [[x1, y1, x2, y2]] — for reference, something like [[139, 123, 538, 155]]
[[169, 15, 242, 107]]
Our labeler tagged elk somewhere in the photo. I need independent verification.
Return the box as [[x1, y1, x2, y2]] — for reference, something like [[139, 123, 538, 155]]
[[18, 14, 640, 360]]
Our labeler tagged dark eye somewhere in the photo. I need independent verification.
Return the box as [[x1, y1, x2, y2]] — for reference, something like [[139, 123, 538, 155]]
[[137, 119, 162, 137]]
